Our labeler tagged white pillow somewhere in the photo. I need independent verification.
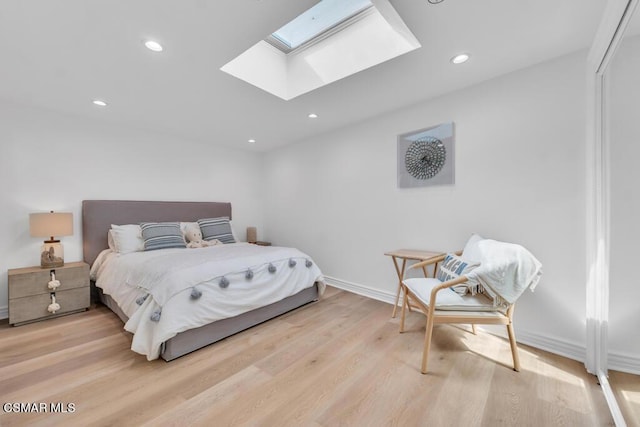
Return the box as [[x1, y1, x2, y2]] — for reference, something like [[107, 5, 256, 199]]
[[229, 220, 241, 243], [110, 224, 145, 254], [107, 229, 116, 251], [437, 253, 480, 296], [462, 233, 485, 263]]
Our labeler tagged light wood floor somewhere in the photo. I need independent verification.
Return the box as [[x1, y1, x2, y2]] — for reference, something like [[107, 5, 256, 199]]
[[610, 370, 640, 426], [0, 286, 620, 426]]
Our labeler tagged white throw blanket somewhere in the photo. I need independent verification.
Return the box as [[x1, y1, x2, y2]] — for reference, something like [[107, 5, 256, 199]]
[[466, 239, 542, 306], [122, 243, 316, 306]]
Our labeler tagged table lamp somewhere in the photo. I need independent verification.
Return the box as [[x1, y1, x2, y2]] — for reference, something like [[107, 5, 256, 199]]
[[29, 211, 73, 268], [246, 226, 257, 243]]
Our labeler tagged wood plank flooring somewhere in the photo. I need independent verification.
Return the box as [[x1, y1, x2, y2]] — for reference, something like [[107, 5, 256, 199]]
[[0, 286, 617, 426], [610, 370, 640, 426]]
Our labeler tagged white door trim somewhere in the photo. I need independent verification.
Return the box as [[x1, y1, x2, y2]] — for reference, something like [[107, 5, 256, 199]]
[[586, 1, 638, 425]]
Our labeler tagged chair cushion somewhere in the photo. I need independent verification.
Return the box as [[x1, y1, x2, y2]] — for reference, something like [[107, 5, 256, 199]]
[[403, 277, 497, 311]]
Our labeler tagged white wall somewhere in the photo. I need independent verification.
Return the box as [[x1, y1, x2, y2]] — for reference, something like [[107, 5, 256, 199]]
[[609, 33, 640, 370], [263, 51, 590, 355], [3, 47, 634, 372], [0, 101, 265, 315]]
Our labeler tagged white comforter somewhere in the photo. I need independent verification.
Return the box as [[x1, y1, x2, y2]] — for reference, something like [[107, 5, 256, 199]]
[[91, 243, 325, 360]]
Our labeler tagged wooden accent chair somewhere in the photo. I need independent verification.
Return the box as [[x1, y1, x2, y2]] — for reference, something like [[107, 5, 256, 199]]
[[398, 238, 541, 374]]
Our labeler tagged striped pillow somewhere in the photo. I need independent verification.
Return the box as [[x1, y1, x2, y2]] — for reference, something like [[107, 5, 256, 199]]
[[198, 217, 236, 244], [140, 222, 186, 251]]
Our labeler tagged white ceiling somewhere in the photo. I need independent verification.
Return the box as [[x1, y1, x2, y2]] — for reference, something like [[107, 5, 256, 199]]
[[0, 0, 606, 152], [626, 2, 640, 36]]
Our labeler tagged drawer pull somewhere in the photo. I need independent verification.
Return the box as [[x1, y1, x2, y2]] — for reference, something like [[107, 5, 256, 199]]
[[48, 271, 61, 290], [47, 294, 60, 314]]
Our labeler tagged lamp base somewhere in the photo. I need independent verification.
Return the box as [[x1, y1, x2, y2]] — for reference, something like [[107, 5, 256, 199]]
[[40, 241, 64, 269], [246, 227, 257, 244]]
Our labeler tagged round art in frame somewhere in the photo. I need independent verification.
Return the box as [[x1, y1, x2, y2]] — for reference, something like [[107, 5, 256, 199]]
[[397, 122, 454, 188], [404, 136, 446, 180]]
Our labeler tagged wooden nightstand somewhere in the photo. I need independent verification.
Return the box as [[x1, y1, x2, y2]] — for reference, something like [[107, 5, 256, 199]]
[[8, 261, 90, 326], [254, 241, 271, 246]]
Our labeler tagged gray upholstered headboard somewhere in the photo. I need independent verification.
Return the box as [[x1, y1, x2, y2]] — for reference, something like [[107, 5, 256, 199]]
[[82, 200, 232, 266]]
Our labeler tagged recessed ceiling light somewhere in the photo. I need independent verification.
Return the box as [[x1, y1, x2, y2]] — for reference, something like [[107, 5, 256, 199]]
[[451, 53, 470, 64], [308, 113, 318, 119], [92, 99, 107, 107], [144, 40, 163, 52], [248, 139, 256, 143]]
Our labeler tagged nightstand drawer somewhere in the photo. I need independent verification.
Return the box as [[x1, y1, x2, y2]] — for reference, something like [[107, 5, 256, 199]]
[[9, 287, 90, 325], [8, 262, 89, 299]]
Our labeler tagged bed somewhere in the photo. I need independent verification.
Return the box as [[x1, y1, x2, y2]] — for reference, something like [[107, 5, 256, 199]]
[[82, 200, 324, 361]]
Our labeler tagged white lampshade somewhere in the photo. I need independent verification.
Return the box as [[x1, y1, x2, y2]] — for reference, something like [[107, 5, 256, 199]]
[[30, 212, 73, 240]]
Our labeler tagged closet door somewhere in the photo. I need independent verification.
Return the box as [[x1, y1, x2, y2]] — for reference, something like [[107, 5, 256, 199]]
[[608, 5, 640, 376]]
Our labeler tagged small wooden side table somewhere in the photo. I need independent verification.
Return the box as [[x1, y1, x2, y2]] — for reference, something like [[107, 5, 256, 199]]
[[384, 249, 445, 318]]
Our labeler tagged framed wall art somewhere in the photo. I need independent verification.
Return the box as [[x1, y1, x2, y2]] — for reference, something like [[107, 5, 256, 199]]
[[397, 122, 455, 188]]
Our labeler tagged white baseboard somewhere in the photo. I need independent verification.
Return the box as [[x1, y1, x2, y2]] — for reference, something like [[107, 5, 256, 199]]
[[515, 330, 586, 364], [0, 306, 7, 320], [609, 350, 640, 375], [324, 275, 396, 305], [324, 275, 640, 375], [491, 325, 640, 375]]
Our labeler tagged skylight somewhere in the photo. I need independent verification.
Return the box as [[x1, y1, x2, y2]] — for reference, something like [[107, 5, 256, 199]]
[[221, 0, 420, 100], [268, 0, 373, 52]]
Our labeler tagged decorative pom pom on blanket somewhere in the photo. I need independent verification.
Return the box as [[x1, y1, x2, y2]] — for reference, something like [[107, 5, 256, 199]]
[[268, 263, 277, 273], [190, 287, 202, 300], [305, 259, 313, 268], [289, 258, 297, 268], [136, 294, 149, 306], [245, 268, 254, 280], [150, 309, 162, 322], [219, 276, 230, 288]]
